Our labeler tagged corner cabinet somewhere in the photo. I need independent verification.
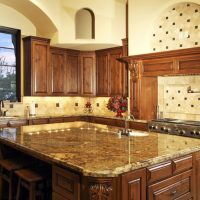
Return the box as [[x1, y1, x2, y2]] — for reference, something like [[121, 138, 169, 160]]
[[23, 36, 50, 96], [96, 47, 128, 97]]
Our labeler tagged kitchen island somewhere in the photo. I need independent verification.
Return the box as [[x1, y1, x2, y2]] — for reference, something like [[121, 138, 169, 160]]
[[0, 121, 200, 199]]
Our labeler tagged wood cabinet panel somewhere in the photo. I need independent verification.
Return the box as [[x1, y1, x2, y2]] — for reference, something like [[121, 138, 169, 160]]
[[178, 54, 200, 74], [173, 155, 192, 175], [96, 51, 109, 96], [65, 50, 80, 96], [49, 117, 64, 124], [142, 58, 174, 76], [121, 168, 146, 200], [130, 77, 140, 119], [140, 77, 157, 120], [23, 36, 50, 96], [147, 161, 172, 184], [148, 170, 193, 200], [96, 47, 128, 97], [193, 151, 200, 200], [53, 166, 80, 200], [109, 48, 124, 96], [50, 48, 66, 95], [79, 52, 96, 96]]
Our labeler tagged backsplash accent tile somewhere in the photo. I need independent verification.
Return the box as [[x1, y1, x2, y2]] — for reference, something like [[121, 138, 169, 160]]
[[151, 2, 200, 52], [158, 75, 200, 120], [4, 97, 118, 117]]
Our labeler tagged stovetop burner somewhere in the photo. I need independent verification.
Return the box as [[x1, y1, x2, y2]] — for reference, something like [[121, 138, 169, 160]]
[[149, 118, 200, 138]]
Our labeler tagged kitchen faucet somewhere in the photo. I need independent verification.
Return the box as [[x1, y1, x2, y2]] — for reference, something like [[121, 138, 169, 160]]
[[124, 114, 135, 133]]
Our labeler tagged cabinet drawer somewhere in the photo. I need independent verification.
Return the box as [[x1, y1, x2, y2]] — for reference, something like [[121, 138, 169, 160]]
[[172, 155, 192, 175], [148, 170, 193, 200], [147, 161, 172, 184], [53, 166, 80, 199]]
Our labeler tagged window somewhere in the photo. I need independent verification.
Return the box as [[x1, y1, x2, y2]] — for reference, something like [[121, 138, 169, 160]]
[[75, 8, 95, 39], [0, 26, 21, 101]]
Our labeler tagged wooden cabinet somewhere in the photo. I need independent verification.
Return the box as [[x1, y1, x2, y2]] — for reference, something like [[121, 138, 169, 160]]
[[53, 166, 80, 200], [96, 47, 128, 97], [130, 76, 157, 120], [79, 52, 96, 96], [65, 50, 80, 96], [147, 154, 193, 200], [121, 168, 146, 200], [50, 47, 66, 95], [193, 151, 200, 200], [23, 36, 50, 96], [148, 170, 193, 200]]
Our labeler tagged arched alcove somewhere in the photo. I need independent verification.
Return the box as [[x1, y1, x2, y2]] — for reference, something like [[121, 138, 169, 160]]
[[75, 8, 95, 39]]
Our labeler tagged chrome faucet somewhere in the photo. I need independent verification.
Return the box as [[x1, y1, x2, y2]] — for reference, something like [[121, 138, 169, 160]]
[[124, 114, 134, 133]]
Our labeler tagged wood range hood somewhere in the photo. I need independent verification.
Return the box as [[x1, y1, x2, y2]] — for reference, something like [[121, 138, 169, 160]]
[[118, 47, 200, 120]]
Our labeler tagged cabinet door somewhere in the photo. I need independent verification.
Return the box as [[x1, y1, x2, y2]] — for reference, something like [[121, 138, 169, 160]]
[[96, 51, 109, 96], [23, 36, 50, 96], [79, 52, 96, 96], [32, 40, 50, 95], [50, 48, 66, 95], [140, 77, 157, 120], [130, 77, 141, 119], [109, 47, 124, 96], [121, 168, 146, 200], [193, 151, 200, 200], [65, 50, 80, 96]]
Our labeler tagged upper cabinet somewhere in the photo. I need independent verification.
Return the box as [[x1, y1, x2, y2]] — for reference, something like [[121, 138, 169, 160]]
[[65, 50, 80, 96], [79, 52, 96, 96], [50, 47, 66, 96], [23, 36, 50, 96], [96, 47, 128, 97]]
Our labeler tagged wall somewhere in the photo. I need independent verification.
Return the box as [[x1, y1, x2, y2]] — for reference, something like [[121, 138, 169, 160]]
[[0, 3, 36, 36], [128, 0, 200, 55], [158, 75, 200, 121], [2, 97, 122, 118]]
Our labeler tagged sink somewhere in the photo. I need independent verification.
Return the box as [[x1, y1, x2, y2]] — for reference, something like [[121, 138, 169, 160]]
[[128, 131, 149, 137]]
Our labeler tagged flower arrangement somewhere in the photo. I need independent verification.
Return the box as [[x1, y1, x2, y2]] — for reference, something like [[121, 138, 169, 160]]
[[107, 95, 128, 117]]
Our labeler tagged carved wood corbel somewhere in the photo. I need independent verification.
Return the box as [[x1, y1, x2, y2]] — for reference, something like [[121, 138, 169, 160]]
[[89, 182, 113, 200]]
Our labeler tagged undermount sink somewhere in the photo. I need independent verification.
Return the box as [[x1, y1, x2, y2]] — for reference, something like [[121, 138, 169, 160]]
[[128, 131, 149, 137]]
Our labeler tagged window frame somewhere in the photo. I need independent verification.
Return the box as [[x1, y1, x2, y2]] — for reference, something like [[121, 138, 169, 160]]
[[0, 26, 21, 102]]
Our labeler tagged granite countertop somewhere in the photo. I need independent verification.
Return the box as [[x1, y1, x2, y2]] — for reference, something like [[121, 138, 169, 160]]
[[0, 114, 147, 123], [0, 121, 199, 177]]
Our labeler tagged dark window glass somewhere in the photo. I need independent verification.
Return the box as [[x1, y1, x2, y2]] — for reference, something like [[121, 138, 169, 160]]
[[0, 27, 21, 101]]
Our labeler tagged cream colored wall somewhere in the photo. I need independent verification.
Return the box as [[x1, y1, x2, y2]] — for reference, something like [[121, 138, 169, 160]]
[[0, 3, 36, 36], [128, 0, 200, 55]]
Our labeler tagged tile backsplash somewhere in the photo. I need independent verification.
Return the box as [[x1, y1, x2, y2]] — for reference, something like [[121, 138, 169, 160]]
[[158, 75, 200, 121], [2, 97, 119, 117]]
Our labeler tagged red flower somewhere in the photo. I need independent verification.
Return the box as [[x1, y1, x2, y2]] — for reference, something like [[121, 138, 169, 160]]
[[107, 96, 128, 113]]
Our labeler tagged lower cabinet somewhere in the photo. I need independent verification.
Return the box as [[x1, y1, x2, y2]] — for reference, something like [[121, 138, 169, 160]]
[[121, 168, 146, 200], [52, 153, 197, 200], [52, 166, 80, 200], [148, 170, 193, 200]]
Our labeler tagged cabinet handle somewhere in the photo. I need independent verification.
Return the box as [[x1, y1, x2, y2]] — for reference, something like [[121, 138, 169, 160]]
[[171, 189, 177, 196]]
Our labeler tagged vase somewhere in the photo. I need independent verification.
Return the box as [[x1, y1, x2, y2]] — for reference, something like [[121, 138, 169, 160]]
[[116, 110, 123, 118]]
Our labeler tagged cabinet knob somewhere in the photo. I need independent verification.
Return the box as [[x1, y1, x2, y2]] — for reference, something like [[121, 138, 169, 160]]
[[171, 189, 177, 196]]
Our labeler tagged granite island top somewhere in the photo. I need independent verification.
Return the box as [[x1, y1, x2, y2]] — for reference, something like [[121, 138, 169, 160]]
[[0, 121, 200, 177]]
